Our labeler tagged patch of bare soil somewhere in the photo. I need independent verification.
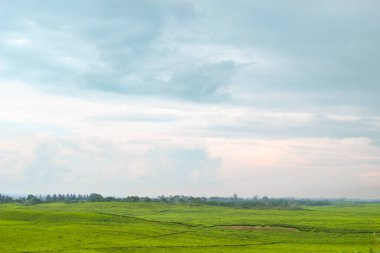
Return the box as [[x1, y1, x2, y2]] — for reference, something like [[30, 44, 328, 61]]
[[220, 225, 299, 232]]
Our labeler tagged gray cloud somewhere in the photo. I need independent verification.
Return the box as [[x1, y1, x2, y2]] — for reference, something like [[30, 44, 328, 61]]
[[1, 0, 234, 101], [1, 0, 379, 107]]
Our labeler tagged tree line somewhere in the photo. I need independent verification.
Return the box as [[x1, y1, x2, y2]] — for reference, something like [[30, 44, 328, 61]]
[[0, 193, 331, 208]]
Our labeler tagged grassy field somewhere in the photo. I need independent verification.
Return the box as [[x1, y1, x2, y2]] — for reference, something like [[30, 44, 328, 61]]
[[0, 202, 379, 252]]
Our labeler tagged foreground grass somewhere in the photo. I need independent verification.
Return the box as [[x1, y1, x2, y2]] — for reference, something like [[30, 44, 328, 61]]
[[0, 202, 379, 252]]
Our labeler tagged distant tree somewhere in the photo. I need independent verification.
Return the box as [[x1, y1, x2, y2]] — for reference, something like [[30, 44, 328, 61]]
[[26, 194, 41, 205], [126, 196, 140, 202], [190, 197, 203, 205], [143, 197, 152, 203], [88, 193, 103, 202], [104, 196, 115, 202], [0, 194, 13, 203], [58, 194, 65, 202]]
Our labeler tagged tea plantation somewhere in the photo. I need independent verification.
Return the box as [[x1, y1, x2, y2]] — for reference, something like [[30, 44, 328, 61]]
[[0, 202, 379, 252]]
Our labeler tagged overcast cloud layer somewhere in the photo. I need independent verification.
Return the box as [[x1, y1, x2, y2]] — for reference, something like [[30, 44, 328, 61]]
[[0, 0, 379, 198]]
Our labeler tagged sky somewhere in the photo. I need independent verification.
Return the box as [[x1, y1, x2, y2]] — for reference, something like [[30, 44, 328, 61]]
[[0, 0, 379, 198]]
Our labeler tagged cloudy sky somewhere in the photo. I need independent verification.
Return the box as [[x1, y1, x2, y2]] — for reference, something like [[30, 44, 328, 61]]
[[0, 0, 379, 198]]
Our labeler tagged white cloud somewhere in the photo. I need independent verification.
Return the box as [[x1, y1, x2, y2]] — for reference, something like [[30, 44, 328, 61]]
[[207, 137, 380, 198], [0, 0, 379, 197], [2, 35, 30, 46]]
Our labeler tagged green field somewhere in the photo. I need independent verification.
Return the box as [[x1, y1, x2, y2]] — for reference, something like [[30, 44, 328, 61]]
[[0, 202, 379, 252]]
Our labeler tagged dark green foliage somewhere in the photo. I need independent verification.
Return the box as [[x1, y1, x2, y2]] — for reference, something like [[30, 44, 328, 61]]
[[3, 193, 378, 209], [88, 193, 104, 202], [0, 194, 13, 203]]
